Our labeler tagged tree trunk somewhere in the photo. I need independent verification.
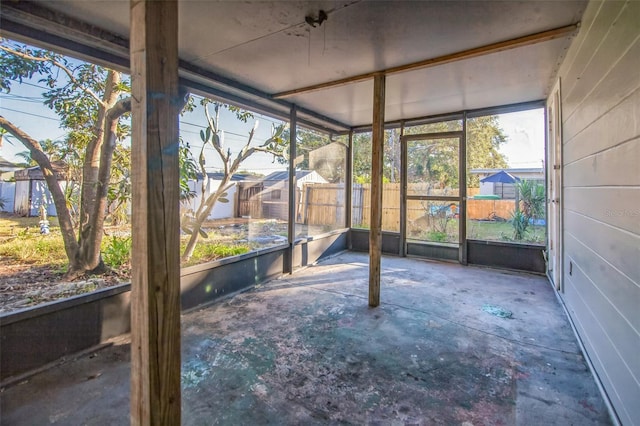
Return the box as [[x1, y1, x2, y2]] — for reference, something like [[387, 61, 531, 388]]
[[73, 97, 132, 276], [67, 77, 131, 277], [0, 116, 80, 266], [181, 180, 232, 261]]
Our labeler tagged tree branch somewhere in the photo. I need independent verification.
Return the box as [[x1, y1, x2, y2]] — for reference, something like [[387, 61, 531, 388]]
[[0, 45, 107, 108], [106, 96, 131, 121]]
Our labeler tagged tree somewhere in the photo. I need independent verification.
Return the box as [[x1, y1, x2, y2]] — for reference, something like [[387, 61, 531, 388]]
[[467, 116, 509, 186], [180, 100, 287, 261], [352, 117, 508, 188], [352, 129, 401, 184], [0, 40, 132, 277], [512, 179, 545, 240]]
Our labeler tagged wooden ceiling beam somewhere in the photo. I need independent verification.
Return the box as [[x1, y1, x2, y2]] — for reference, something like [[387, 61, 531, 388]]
[[272, 23, 579, 99]]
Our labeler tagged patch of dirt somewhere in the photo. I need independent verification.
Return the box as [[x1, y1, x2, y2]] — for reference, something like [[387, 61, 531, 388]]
[[0, 259, 126, 314]]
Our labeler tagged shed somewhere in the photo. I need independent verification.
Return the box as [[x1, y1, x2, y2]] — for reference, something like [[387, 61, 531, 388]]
[[13, 164, 68, 217], [183, 172, 251, 220]]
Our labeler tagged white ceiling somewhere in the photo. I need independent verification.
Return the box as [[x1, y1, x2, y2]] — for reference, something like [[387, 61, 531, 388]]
[[21, 0, 588, 128]]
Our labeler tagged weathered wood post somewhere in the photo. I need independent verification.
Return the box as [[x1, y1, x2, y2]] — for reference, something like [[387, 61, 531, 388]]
[[369, 73, 385, 307], [130, 1, 181, 424]]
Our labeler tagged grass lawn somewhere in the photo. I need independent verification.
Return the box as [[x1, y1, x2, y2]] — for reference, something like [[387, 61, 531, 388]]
[[467, 220, 546, 244]]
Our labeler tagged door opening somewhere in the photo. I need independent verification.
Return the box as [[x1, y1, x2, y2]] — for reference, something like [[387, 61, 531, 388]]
[[401, 131, 466, 262]]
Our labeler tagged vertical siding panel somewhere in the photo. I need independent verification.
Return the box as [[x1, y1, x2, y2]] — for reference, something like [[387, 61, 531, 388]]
[[558, 0, 640, 423]]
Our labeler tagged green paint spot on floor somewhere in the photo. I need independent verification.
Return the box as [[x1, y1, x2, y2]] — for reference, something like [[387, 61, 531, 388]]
[[482, 304, 513, 319], [182, 359, 212, 389]]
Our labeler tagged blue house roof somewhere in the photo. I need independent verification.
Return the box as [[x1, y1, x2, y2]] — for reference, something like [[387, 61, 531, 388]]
[[263, 170, 313, 181], [196, 172, 251, 181]]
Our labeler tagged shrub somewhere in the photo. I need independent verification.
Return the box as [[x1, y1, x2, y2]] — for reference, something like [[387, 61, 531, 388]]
[[184, 242, 250, 267], [510, 210, 529, 240], [102, 235, 132, 269]]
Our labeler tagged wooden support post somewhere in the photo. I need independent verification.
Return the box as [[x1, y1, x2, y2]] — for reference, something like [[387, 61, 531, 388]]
[[345, 129, 353, 231], [286, 105, 298, 273], [130, 1, 181, 424], [398, 121, 406, 257], [459, 112, 468, 265], [369, 74, 385, 307]]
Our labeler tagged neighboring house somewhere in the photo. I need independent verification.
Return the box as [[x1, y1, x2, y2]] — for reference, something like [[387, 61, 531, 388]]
[[0, 180, 16, 213], [237, 170, 328, 220], [470, 168, 544, 199], [0, 155, 21, 174], [183, 172, 251, 220], [13, 164, 69, 217]]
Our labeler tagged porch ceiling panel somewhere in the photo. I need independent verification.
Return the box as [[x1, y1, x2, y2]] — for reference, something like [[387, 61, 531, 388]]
[[19, 0, 587, 127], [287, 36, 572, 127]]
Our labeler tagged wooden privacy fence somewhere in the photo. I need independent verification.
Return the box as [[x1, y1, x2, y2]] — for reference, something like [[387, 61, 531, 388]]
[[299, 184, 345, 226], [237, 182, 347, 227], [353, 183, 517, 228], [237, 182, 517, 227]]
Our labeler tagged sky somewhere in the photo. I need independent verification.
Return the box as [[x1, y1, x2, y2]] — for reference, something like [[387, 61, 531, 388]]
[[0, 80, 288, 175], [496, 108, 546, 169], [0, 71, 546, 172]]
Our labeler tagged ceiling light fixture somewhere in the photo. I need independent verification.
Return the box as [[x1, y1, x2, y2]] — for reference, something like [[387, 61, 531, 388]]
[[305, 10, 328, 28]]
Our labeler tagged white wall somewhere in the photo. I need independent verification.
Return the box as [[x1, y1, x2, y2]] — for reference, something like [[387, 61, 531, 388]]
[[13, 179, 69, 217], [0, 181, 15, 212], [30, 180, 58, 217], [557, 1, 640, 424], [184, 180, 237, 220]]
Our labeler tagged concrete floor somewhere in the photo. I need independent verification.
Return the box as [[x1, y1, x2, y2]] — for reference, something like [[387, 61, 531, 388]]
[[1, 252, 612, 425]]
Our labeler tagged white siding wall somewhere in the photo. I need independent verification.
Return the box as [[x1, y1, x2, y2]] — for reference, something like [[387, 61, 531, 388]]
[[184, 180, 237, 220], [14, 180, 30, 216], [557, 1, 640, 424], [0, 181, 15, 212]]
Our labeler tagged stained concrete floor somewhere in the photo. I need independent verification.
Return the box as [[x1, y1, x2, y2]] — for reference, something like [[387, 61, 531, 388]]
[[1, 252, 612, 425]]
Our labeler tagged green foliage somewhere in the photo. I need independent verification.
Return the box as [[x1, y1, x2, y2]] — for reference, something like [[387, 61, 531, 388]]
[[183, 242, 249, 267], [0, 41, 54, 91], [180, 98, 288, 260], [1, 39, 134, 273], [407, 137, 458, 189], [466, 116, 508, 187], [1, 40, 132, 208], [179, 138, 198, 202], [427, 231, 448, 242], [517, 179, 545, 220], [510, 179, 545, 240], [102, 235, 131, 269], [0, 197, 6, 210], [351, 116, 508, 188], [510, 210, 530, 240], [352, 129, 402, 184], [107, 144, 132, 224]]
